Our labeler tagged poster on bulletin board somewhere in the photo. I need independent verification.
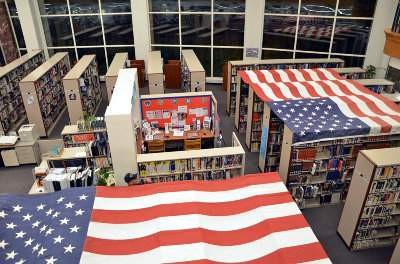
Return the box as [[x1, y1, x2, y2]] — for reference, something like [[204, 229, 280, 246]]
[[141, 95, 212, 128]]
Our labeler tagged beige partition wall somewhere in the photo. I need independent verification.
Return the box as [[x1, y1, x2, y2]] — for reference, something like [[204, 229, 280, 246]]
[[181, 49, 206, 92], [105, 52, 128, 102], [63, 55, 101, 124], [20, 52, 70, 137], [148, 51, 164, 94]]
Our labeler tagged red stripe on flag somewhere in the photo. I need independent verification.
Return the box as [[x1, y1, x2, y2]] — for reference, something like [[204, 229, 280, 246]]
[[298, 69, 313, 81], [83, 215, 309, 255], [254, 70, 268, 83], [267, 83, 291, 100], [91, 192, 293, 224], [301, 82, 325, 97], [316, 81, 337, 96], [368, 116, 392, 133], [314, 69, 329, 80], [331, 80, 355, 95], [285, 82, 304, 98], [96, 173, 281, 198], [285, 70, 298, 82], [270, 70, 282, 82], [326, 68, 344, 80]]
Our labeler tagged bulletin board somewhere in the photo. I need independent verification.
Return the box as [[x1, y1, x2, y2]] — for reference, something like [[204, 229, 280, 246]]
[[140, 95, 212, 128]]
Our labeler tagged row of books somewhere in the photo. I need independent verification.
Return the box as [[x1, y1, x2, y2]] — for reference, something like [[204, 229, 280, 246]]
[[362, 204, 398, 218], [375, 166, 400, 179], [43, 167, 93, 192], [355, 226, 400, 240], [352, 237, 398, 250], [371, 179, 400, 193], [366, 191, 400, 206]]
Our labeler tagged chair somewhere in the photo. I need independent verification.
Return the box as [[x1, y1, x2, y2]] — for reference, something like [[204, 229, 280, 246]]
[[147, 140, 165, 153], [184, 138, 201, 150]]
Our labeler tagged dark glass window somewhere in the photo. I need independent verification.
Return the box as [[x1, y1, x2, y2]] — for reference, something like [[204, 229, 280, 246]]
[[213, 48, 243, 77], [69, 0, 99, 14], [39, 0, 68, 15], [78, 47, 107, 75], [338, 0, 377, 17], [102, 15, 134, 45], [6, 0, 17, 16], [11, 18, 25, 48], [155, 46, 180, 64], [107, 47, 135, 65], [42, 17, 73, 46], [19, 49, 27, 55], [262, 49, 293, 59], [191, 47, 211, 76], [101, 0, 131, 13], [48, 48, 77, 66], [180, 0, 211, 12], [300, 0, 337, 16], [181, 15, 211, 45], [296, 17, 334, 52], [332, 19, 372, 55], [149, 14, 179, 45], [72, 16, 103, 46], [214, 0, 245, 12], [214, 14, 244, 46], [263, 15, 296, 49], [149, 0, 178, 12], [265, 0, 298, 14], [295, 52, 329, 59], [331, 55, 364, 67]]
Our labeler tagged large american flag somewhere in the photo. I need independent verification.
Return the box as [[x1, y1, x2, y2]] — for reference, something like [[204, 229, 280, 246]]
[[0, 173, 331, 263]]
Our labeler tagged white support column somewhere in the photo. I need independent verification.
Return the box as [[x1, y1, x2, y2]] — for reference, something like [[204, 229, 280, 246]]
[[364, 0, 398, 77], [131, 0, 151, 66], [243, 0, 265, 60], [15, 0, 47, 57]]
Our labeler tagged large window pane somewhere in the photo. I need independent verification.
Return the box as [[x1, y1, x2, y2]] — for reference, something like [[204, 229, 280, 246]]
[[332, 19, 372, 55], [300, 0, 337, 16], [191, 47, 211, 77], [214, 14, 244, 46], [262, 49, 293, 59], [295, 52, 329, 59], [154, 46, 180, 64], [101, 0, 131, 13], [72, 16, 103, 46], [38, 0, 68, 15], [263, 15, 296, 49], [6, 0, 17, 16], [213, 48, 243, 77], [48, 48, 77, 66], [338, 0, 377, 17], [69, 0, 99, 14], [11, 18, 25, 48], [149, 14, 179, 45], [180, 0, 211, 12], [103, 15, 133, 45], [265, 0, 298, 14], [181, 14, 211, 45], [149, 0, 178, 12], [331, 55, 364, 67], [42, 17, 73, 46], [296, 17, 333, 52], [107, 47, 135, 65], [78, 47, 107, 75], [214, 0, 245, 12]]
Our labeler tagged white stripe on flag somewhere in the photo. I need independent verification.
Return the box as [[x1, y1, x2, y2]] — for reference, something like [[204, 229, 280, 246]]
[[93, 182, 288, 211], [329, 97, 357, 118], [261, 70, 276, 83], [275, 82, 298, 99], [308, 81, 329, 97], [304, 69, 320, 81], [336, 80, 364, 95], [300, 259, 333, 264], [362, 94, 400, 116], [276, 70, 290, 82], [87, 202, 301, 240], [380, 116, 400, 133], [80, 228, 319, 264], [289, 69, 306, 82], [347, 96, 379, 116], [318, 68, 337, 80], [246, 71, 282, 101], [292, 82, 315, 98], [358, 117, 382, 134], [324, 80, 346, 96]]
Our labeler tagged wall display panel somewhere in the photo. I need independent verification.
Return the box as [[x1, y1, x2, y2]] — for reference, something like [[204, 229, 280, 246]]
[[213, 14, 245, 47], [338, 0, 377, 17], [214, 0, 245, 12], [331, 55, 364, 67], [156, 46, 180, 64], [265, 0, 298, 14], [262, 49, 293, 59], [181, 15, 211, 45], [69, 0, 99, 14], [296, 17, 334, 52], [263, 15, 296, 49], [180, 0, 211, 12], [48, 48, 77, 65], [300, 0, 337, 16], [42, 16, 73, 47], [38, 0, 68, 15], [149, 0, 178, 12], [78, 48, 107, 75], [72, 16, 103, 46], [331, 19, 372, 55], [150, 14, 179, 45], [213, 48, 242, 77], [192, 47, 211, 77], [107, 47, 135, 65], [102, 15, 134, 45], [11, 18, 25, 49], [101, 0, 131, 13]]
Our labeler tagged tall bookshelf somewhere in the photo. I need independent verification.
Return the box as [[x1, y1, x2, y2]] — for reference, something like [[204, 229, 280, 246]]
[[245, 89, 266, 152], [20, 52, 71, 137], [338, 148, 400, 250], [148, 51, 164, 94], [234, 75, 249, 133], [0, 50, 44, 135], [357, 79, 395, 94], [226, 58, 344, 116], [333, 67, 366, 79], [181, 49, 205, 92], [105, 52, 127, 102], [63, 55, 101, 124]]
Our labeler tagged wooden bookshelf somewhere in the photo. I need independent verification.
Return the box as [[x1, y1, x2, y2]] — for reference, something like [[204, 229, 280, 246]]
[[20, 52, 71, 137], [332, 67, 366, 79], [226, 58, 344, 116], [245, 88, 266, 152], [105, 52, 127, 102], [338, 148, 400, 250], [148, 51, 164, 94], [63, 55, 101, 124], [234, 75, 249, 133], [181, 49, 205, 92], [357, 79, 395, 94], [0, 50, 44, 134]]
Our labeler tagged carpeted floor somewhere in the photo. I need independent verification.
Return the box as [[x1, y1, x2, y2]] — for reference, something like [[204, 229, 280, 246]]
[[0, 83, 394, 263]]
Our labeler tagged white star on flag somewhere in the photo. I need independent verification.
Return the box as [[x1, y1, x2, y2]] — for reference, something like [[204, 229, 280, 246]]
[[6, 222, 17, 229], [15, 259, 26, 264], [36, 204, 46, 211], [64, 244, 75, 254], [60, 217, 70, 225], [37, 247, 47, 257], [13, 205, 23, 213], [300, 131, 306, 136], [65, 202, 75, 209], [56, 197, 65, 204], [15, 231, 26, 239], [22, 214, 32, 221], [32, 221, 41, 228], [79, 194, 88, 200], [24, 238, 34, 247], [32, 243, 40, 253], [290, 108, 295, 113], [75, 209, 85, 216], [5, 250, 18, 260], [45, 228, 54, 236], [52, 212, 60, 218], [46, 208, 54, 216], [69, 225, 80, 233], [53, 235, 64, 244], [45, 256, 57, 264], [0, 210, 7, 218], [302, 107, 308, 111], [39, 225, 47, 233], [0, 240, 8, 249]]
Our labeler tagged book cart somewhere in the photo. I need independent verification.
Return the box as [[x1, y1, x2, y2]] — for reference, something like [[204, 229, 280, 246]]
[[338, 148, 400, 250], [20, 52, 71, 137], [181, 49, 206, 92], [148, 50, 164, 94], [105, 52, 127, 102], [63, 55, 101, 124], [225, 58, 344, 116], [357, 79, 395, 94], [0, 50, 45, 134]]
